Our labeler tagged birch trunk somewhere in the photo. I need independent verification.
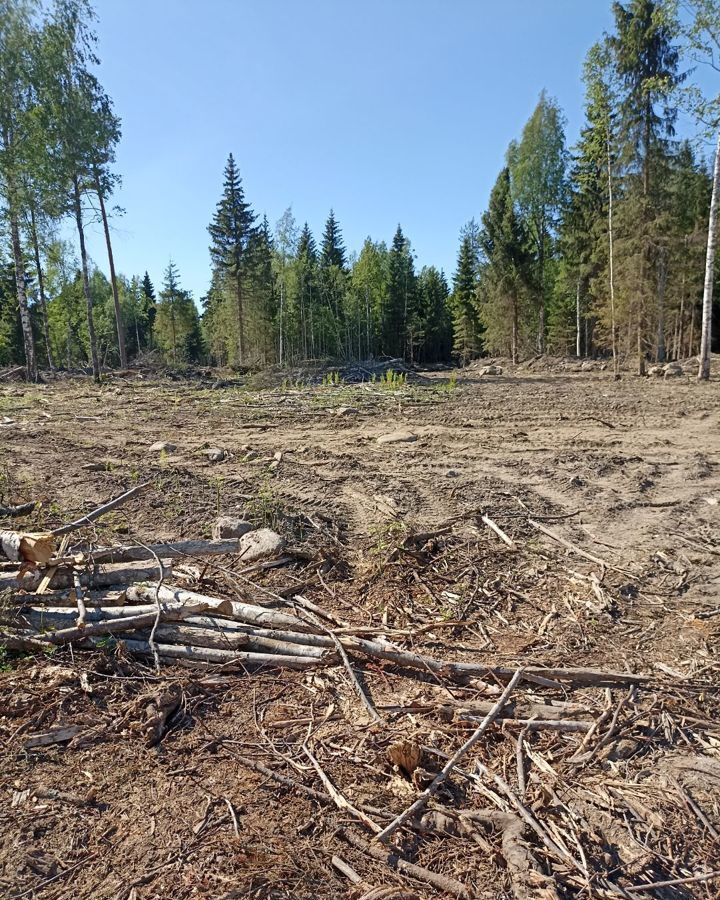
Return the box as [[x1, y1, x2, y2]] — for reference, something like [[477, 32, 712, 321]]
[[95, 173, 127, 369], [699, 131, 720, 381], [73, 176, 100, 383], [29, 206, 53, 371], [9, 208, 37, 382]]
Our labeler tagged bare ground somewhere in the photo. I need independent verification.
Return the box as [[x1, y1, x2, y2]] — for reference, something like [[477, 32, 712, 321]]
[[0, 365, 719, 899]]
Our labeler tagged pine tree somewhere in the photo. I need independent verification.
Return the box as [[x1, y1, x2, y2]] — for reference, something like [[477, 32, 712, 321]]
[[451, 234, 482, 364], [208, 153, 256, 365]]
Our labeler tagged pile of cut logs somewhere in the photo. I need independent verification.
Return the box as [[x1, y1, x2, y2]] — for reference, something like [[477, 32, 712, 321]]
[[1, 485, 650, 693]]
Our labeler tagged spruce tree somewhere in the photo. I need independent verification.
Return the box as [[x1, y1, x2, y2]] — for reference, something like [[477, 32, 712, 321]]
[[479, 168, 531, 362], [296, 223, 319, 359], [417, 266, 451, 363], [208, 153, 256, 365], [321, 209, 347, 269], [384, 225, 417, 360], [319, 210, 347, 354], [608, 0, 682, 370], [452, 234, 482, 364]]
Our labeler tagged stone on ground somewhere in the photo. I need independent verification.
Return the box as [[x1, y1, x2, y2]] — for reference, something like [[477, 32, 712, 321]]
[[212, 517, 253, 539], [377, 430, 418, 444], [238, 527, 286, 562]]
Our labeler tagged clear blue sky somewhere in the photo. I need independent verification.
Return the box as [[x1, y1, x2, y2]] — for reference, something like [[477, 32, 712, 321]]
[[83, 0, 621, 300]]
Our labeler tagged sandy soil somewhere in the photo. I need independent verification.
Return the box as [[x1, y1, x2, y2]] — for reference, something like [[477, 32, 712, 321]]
[[0, 365, 718, 899]]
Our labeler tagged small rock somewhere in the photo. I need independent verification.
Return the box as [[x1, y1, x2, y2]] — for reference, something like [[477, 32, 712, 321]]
[[203, 448, 226, 463], [149, 441, 176, 454], [212, 517, 253, 539], [335, 406, 358, 416], [478, 364, 503, 376], [446, 469, 460, 478], [647, 366, 663, 377], [377, 430, 418, 444], [237, 527, 286, 562], [663, 363, 683, 377]]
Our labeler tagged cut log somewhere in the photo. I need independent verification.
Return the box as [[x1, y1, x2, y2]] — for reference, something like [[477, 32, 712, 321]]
[[50, 538, 244, 566], [145, 622, 327, 658], [340, 636, 649, 687], [108, 638, 321, 669], [128, 583, 312, 631], [0, 560, 173, 592], [2, 597, 232, 633], [0, 530, 55, 564]]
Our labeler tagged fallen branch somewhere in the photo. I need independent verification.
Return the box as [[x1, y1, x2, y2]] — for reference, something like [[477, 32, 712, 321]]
[[51, 483, 150, 537], [528, 518, 631, 576], [376, 668, 524, 844], [339, 828, 470, 898], [481, 514, 514, 547]]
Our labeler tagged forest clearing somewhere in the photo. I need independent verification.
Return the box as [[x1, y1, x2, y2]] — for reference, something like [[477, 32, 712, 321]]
[[0, 361, 719, 899]]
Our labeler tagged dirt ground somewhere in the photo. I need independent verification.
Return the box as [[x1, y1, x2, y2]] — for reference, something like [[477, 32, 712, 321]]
[[0, 363, 719, 899]]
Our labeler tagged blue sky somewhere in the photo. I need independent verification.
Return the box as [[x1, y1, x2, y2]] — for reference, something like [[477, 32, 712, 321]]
[[83, 1, 624, 299]]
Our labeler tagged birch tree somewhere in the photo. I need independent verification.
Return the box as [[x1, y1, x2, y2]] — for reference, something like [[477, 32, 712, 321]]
[[0, 0, 39, 381]]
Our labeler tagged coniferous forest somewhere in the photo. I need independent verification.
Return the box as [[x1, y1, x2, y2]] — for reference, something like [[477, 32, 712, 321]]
[[2, 0, 720, 380]]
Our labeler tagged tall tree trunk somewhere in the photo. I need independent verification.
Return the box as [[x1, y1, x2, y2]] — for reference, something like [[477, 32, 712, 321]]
[[73, 176, 100, 384], [606, 131, 619, 379], [278, 280, 284, 365], [29, 206, 53, 371], [95, 173, 127, 368], [575, 278, 581, 358], [656, 249, 667, 363], [512, 297, 518, 365], [699, 131, 720, 381], [538, 230, 545, 354], [235, 269, 244, 365], [9, 207, 37, 382]]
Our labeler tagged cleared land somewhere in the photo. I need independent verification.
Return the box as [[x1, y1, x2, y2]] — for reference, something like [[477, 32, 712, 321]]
[[0, 363, 719, 899]]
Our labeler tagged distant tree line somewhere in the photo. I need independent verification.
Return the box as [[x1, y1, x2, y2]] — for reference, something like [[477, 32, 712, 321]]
[[1, 0, 719, 380]]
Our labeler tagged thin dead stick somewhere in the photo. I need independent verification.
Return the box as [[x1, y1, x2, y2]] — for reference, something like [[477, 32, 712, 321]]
[[132, 537, 166, 674], [376, 667, 524, 844], [303, 745, 382, 834], [625, 870, 720, 893], [52, 483, 150, 536], [474, 757, 586, 877], [331, 855, 362, 884], [340, 827, 470, 898], [331, 631, 382, 724], [73, 571, 87, 629], [481, 514, 514, 547], [223, 797, 240, 837], [667, 774, 720, 841], [528, 518, 632, 576]]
